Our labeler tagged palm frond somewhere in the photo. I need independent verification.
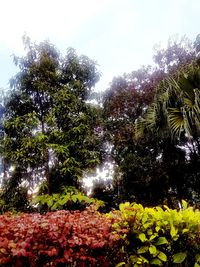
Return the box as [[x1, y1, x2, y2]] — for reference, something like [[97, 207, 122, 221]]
[[136, 63, 200, 141], [194, 88, 200, 111], [168, 108, 184, 140], [134, 116, 145, 140], [182, 107, 194, 138]]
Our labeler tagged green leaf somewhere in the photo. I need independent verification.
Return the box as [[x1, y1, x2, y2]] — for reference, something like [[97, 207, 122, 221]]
[[182, 228, 189, 234], [71, 195, 77, 202], [182, 199, 188, 209], [116, 262, 126, 267], [155, 226, 160, 232], [194, 263, 200, 267], [155, 237, 168, 245], [51, 203, 58, 210], [58, 198, 67, 206], [196, 254, 200, 263], [149, 234, 158, 241], [173, 252, 187, 263], [170, 225, 178, 238], [149, 245, 157, 255], [137, 246, 149, 254], [138, 233, 147, 242], [47, 198, 53, 207], [150, 258, 162, 266], [158, 251, 167, 262]]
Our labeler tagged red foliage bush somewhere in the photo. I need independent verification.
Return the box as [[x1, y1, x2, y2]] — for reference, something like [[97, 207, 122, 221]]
[[0, 206, 122, 267]]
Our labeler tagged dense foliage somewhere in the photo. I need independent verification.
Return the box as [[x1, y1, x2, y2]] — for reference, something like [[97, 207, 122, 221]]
[[109, 201, 200, 267], [101, 35, 200, 207], [32, 186, 105, 213], [0, 34, 200, 267], [0, 205, 122, 267], [1, 202, 200, 267], [0, 36, 102, 211]]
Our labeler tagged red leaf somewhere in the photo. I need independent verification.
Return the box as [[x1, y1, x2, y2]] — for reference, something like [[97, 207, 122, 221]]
[[47, 247, 58, 257], [12, 248, 27, 257]]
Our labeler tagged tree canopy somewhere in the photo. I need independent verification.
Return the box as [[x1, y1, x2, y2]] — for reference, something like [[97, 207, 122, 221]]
[[101, 35, 200, 207], [0, 34, 200, 212], [0, 37, 102, 211]]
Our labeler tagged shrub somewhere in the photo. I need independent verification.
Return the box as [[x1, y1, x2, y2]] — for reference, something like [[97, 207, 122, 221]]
[[32, 186, 105, 213], [0, 206, 121, 267], [108, 201, 200, 266], [1, 201, 200, 266]]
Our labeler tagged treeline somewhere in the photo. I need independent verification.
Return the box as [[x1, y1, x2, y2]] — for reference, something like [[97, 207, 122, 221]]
[[0, 34, 200, 212]]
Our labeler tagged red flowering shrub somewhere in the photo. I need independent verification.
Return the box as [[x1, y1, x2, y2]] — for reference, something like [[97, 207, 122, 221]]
[[0, 206, 123, 267]]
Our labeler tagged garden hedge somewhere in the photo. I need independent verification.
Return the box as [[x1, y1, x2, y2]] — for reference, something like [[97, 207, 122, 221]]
[[0, 206, 123, 267], [1, 201, 200, 266], [110, 201, 200, 267]]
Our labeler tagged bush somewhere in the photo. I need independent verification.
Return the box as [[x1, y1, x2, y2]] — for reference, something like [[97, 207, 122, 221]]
[[108, 201, 200, 266], [0, 205, 121, 267], [32, 186, 105, 213], [1, 201, 200, 266]]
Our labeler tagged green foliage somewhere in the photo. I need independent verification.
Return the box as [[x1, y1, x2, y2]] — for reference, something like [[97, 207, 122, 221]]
[[135, 61, 200, 141], [108, 201, 200, 266], [0, 187, 31, 214], [0, 197, 5, 214], [1, 33, 200, 214], [102, 35, 200, 208], [1, 200, 200, 266], [0, 167, 35, 213], [1, 36, 102, 204], [90, 177, 114, 212], [32, 186, 105, 212]]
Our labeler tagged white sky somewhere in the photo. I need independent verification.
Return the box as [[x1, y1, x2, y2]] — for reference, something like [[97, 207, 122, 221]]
[[0, 0, 200, 91]]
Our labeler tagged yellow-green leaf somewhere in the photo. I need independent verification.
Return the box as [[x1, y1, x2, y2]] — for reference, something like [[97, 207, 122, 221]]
[[195, 254, 200, 263], [137, 246, 149, 254], [173, 252, 187, 263], [158, 251, 167, 262], [116, 262, 126, 267], [182, 228, 189, 234], [138, 233, 147, 242], [155, 237, 168, 245], [119, 202, 130, 211], [149, 234, 158, 241], [155, 226, 160, 232], [170, 225, 177, 238], [182, 199, 188, 209], [163, 205, 170, 211], [149, 245, 157, 255], [150, 258, 162, 266]]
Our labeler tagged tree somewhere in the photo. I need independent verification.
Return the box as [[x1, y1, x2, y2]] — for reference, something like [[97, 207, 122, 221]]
[[1, 37, 101, 210], [136, 61, 200, 142], [153, 35, 196, 74], [102, 35, 200, 207], [102, 67, 166, 206], [135, 60, 200, 204]]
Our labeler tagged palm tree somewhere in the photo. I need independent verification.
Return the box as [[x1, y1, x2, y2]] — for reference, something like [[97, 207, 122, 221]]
[[135, 61, 200, 144]]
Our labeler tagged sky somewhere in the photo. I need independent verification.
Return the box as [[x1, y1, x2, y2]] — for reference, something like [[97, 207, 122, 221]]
[[1, 0, 200, 92]]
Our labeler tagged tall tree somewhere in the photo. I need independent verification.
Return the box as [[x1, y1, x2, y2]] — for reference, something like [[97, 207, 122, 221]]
[[1, 37, 101, 205], [103, 67, 165, 206], [103, 35, 199, 206], [135, 60, 200, 204]]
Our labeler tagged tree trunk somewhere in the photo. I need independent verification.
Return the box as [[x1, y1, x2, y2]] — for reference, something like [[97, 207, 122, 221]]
[[45, 148, 51, 196], [41, 120, 51, 196]]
